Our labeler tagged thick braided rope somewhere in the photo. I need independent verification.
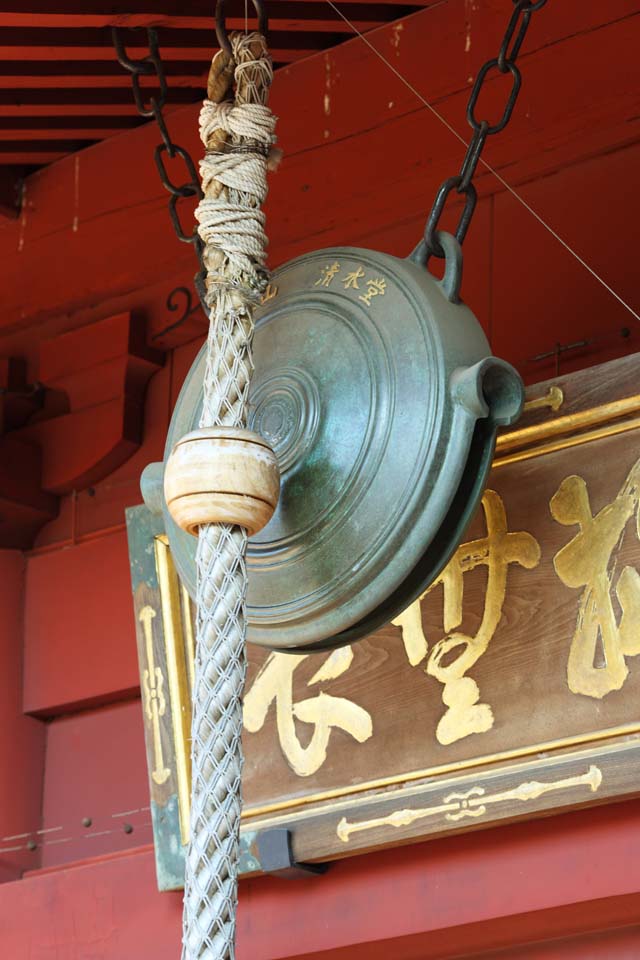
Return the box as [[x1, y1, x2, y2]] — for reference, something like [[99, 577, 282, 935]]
[[182, 33, 276, 960]]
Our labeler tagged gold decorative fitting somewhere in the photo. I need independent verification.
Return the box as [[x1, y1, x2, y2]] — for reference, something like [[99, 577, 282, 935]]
[[164, 426, 280, 537], [336, 764, 603, 843], [523, 385, 564, 414]]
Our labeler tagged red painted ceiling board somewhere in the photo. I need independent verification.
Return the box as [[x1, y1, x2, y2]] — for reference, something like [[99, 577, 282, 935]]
[[23, 530, 139, 715], [0, 550, 45, 882], [40, 699, 151, 868]]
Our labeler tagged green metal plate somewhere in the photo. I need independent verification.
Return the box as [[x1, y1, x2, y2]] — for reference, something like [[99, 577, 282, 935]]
[[161, 246, 523, 651]]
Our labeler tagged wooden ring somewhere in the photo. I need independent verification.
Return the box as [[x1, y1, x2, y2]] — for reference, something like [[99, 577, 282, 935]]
[[164, 426, 279, 537]]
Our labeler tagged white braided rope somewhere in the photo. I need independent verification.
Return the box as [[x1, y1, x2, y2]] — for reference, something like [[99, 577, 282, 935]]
[[182, 34, 276, 960]]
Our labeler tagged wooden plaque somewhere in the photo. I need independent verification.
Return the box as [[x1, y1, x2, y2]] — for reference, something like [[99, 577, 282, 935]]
[[127, 352, 640, 891]]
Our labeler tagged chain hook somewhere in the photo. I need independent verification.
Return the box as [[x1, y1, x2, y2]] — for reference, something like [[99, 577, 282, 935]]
[[216, 0, 268, 57]]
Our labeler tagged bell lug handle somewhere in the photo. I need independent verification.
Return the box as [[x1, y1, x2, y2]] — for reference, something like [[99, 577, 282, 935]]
[[451, 358, 524, 427], [406, 231, 463, 304], [450, 363, 490, 421], [436, 230, 463, 303], [140, 461, 165, 515], [480, 357, 525, 426]]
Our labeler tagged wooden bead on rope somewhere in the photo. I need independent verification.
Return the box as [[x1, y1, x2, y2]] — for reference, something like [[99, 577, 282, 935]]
[[164, 427, 280, 537]]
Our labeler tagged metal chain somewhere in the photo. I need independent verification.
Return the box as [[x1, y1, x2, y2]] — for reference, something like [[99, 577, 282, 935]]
[[423, 0, 548, 260], [111, 27, 208, 307]]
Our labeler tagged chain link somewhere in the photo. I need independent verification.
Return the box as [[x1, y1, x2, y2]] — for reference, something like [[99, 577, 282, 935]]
[[111, 27, 207, 307], [423, 0, 548, 261]]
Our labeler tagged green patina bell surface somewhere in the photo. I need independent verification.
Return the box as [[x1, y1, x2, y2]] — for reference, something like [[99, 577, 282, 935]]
[[146, 234, 524, 652]]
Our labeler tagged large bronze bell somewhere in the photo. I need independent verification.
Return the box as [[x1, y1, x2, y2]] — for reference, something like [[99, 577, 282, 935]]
[[143, 231, 524, 652]]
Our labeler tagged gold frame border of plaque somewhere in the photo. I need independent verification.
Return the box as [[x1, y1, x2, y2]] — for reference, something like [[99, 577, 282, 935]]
[[127, 353, 640, 892]]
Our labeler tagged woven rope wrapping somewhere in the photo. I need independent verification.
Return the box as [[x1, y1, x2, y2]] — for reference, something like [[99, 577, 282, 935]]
[[182, 33, 276, 960]]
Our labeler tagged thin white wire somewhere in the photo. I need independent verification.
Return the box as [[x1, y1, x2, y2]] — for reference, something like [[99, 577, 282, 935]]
[[325, 0, 640, 325]]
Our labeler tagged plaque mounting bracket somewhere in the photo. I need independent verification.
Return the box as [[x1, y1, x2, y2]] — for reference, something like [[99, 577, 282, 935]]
[[255, 827, 329, 880]]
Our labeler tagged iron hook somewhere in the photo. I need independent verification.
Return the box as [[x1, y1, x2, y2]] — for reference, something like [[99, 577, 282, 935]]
[[216, 0, 269, 57]]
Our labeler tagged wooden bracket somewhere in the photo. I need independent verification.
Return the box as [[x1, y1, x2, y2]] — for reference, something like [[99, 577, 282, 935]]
[[0, 312, 163, 547]]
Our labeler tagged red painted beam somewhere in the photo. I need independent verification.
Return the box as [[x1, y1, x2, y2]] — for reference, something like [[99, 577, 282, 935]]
[[0, 103, 142, 116], [0, 138, 95, 151], [6, 0, 424, 10], [2, 801, 640, 958], [0, 18, 395, 36], [0, 76, 207, 89], [0, 127, 134, 140], [0, 114, 140, 129], [0, 58, 301, 78], [0, 2, 429, 31], [473, 928, 640, 960], [0, 150, 76, 164], [0, 86, 200, 104], [0, 43, 321, 61]]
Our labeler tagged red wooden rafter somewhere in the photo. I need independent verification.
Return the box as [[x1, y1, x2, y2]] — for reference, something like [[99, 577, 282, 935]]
[[0, 0, 428, 171]]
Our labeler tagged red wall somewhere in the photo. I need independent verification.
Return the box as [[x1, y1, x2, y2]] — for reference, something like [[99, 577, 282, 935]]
[[1, 1, 640, 956]]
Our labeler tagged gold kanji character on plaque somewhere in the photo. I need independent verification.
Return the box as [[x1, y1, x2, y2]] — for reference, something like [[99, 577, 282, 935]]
[[315, 262, 341, 288], [358, 277, 386, 306], [551, 458, 640, 699], [342, 267, 365, 290], [393, 491, 541, 745], [243, 646, 373, 777]]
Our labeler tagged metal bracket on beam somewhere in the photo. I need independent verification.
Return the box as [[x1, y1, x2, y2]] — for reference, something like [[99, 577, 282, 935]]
[[255, 828, 328, 880]]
